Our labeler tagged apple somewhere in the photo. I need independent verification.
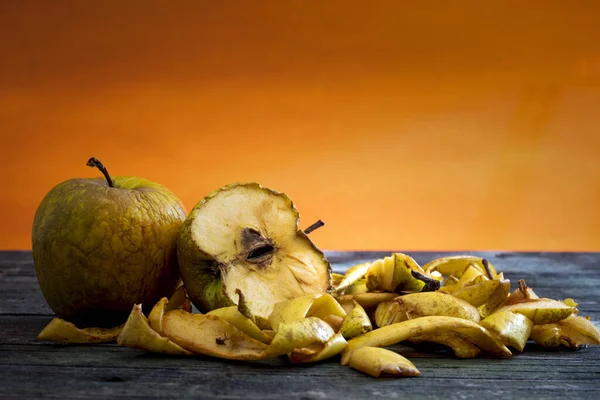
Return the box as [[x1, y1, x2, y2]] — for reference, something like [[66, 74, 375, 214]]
[[177, 182, 332, 328], [32, 157, 186, 327]]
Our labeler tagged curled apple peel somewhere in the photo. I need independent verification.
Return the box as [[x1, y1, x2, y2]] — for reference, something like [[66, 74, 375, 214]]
[[117, 293, 349, 363], [37, 318, 122, 344]]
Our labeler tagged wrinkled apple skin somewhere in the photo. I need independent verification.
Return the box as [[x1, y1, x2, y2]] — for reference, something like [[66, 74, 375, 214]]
[[32, 176, 186, 327]]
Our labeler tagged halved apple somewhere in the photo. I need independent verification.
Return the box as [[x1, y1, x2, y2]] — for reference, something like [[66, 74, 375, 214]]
[[177, 183, 332, 328]]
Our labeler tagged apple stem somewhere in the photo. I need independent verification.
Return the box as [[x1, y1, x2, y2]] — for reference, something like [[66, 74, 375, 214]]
[[482, 259, 493, 279], [518, 279, 528, 294], [412, 269, 441, 292], [304, 220, 325, 235], [86, 157, 114, 187]]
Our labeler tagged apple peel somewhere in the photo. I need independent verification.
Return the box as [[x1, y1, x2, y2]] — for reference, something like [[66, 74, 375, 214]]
[[342, 279, 369, 295], [337, 292, 399, 311], [530, 315, 600, 349], [166, 284, 192, 313], [270, 293, 348, 333], [155, 307, 340, 362], [161, 309, 268, 360], [207, 306, 272, 344], [494, 298, 575, 325], [365, 253, 439, 293], [306, 293, 347, 320], [38, 285, 191, 345], [334, 262, 371, 294], [125, 294, 347, 363], [116, 304, 192, 355], [341, 315, 512, 365], [332, 272, 344, 287], [264, 317, 335, 357], [479, 311, 533, 352], [423, 256, 498, 279], [477, 278, 511, 319], [148, 298, 169, 335], [409, 332, 481, 358], [268, 294, 319, 330], [148, 286, 194, 335], [339, 300, 372, 339], [348, 347, 420, 378], [374, 292, 481, 327], [289, 333, 347, 363], [452, 279, 502, 307], [323, 315, 344, 332], [38, 318, 122, 344], [503, 279, 539, 306]]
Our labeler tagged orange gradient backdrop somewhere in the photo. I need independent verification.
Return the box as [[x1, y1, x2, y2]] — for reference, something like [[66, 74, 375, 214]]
[[1, 1, 599, 251]]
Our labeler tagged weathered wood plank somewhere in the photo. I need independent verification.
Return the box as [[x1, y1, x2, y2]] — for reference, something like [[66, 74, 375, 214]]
[[1, 356, 599, 400], [0, 251, 36, 277], [1, 251, 599, 399], [0, 316, 53, 345], [1, 344, 599, 400], [2, 251, 600, 315], [0, 282, 53, 316], [2, 342, 598, 368]]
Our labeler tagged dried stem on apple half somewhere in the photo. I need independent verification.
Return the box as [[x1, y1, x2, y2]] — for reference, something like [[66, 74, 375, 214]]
[[304, 220, 325, 235]]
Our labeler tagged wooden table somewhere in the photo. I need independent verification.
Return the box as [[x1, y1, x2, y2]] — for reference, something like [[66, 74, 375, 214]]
[[1, 251, 599, 399]]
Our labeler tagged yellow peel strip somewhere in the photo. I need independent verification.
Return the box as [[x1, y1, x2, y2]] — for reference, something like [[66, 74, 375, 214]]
[[38, 318, 122, 344], [341, 315, 511, 365], [116, 304, 192, 355]]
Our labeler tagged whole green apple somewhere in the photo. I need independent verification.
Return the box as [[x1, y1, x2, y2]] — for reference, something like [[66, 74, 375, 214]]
[[32, 158, 186, 327]]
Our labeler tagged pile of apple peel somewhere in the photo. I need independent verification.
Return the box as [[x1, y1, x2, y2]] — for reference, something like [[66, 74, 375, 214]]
[[38, 254, 600, 378]]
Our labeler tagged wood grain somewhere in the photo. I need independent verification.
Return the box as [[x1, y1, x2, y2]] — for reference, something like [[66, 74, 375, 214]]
[[1, 251, 599, 399]]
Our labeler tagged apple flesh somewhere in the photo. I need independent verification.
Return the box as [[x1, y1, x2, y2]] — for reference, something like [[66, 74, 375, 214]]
[[177, 183, 331, 328]]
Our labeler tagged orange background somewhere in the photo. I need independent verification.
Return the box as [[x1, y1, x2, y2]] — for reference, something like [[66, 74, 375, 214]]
[[1, 1, 599, 251]]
